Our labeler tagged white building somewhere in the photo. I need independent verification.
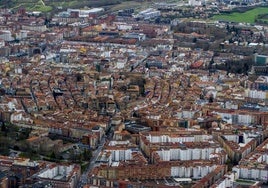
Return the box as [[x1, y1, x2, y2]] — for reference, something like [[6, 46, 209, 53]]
[[156, 146, 224, 161], [0, 39, 5, 47], [189, 0, 202, 6], [245, 89, 267, 99], [116, 23, 133, 31], [111, 149, 132, 161], [22, 24, 47, 32], [182, 110, 197, 118], [16, 30, 28, 40], [67, 8, 104, 17], [146, 134, 212, 143], [212, 172, 237, 188], [137, 8, 161, 20], [0, 30, 14, 41], [37, 164, 80, 188], [217, 112, 253, 125], [170, 165, 215, 179], [233, 166, 268, 182]]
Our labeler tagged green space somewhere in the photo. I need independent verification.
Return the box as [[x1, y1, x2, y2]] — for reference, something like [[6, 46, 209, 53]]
[[0, 122, 32, 156], [0, 0, 53, 12], [81, 161, 90, 172], [110, 1, 144, 12], [0, 0, 129, 12], [0, 0, 180, 13], [0, 122, 92, 162], [212, 7, 268, 23], [29, 5, 52, 12], [235, 179, 256, 185], [19, 151, 40, 160]]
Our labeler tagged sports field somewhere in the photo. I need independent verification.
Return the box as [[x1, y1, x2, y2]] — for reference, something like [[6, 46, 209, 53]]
[[213, 7, 268, 23]]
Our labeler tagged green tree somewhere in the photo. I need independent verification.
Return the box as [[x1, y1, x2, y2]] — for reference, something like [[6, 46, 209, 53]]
[[50, 151, 56, 159], [0, 136, 10, 155], [1, 123, 6, 132], [82, 149, 92, 161]]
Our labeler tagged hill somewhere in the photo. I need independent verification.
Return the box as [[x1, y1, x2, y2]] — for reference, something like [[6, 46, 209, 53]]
[[0, 0, 125, 12]]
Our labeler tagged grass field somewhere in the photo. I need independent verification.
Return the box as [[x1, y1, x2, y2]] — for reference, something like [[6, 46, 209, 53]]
[[212, 7, 268, 23], [1, 0, 175, 12], [1, 0, 53, 12], [0, 0, 125, 12]]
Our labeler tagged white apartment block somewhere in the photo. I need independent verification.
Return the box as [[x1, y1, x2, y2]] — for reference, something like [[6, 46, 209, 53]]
[[146, 134, 213, 143], [171, 165, 216, 179], [156, 147, 224, 161]]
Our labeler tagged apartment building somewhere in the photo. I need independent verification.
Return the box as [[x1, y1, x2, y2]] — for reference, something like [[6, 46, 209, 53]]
[[36, 164, 81, 188], [232, 138, 268, 183]]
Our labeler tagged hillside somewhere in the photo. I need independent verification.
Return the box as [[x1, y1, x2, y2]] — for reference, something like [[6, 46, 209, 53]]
[[0, 0, 125, 12]]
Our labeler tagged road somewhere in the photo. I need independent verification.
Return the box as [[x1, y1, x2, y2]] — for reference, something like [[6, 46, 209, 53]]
[[40, 0, 45, 6], [77, 136, 106, 188]]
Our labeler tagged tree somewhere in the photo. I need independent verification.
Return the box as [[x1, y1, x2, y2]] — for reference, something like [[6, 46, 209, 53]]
[[208, 57, 214, 69], [50, 151, 56, 159], [209, 94, 214, 103], [76, 73, 83, 82], [0, 136, 10, 155], [82, 149, 92, 161], [226, 24, 230, 33], [1, 122, 6, 132], [70, 149, 80, 163]]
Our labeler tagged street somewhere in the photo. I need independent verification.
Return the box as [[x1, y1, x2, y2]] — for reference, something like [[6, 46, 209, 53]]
[[77, 136, 106, 188]]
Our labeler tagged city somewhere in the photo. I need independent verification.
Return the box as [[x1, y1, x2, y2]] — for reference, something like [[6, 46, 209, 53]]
[[0, 0, 268, 187]]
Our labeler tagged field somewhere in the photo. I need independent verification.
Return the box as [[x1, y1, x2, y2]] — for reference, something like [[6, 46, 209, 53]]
[[0, 0, 180, 13], [212, 7, 268, 23], [0, 0, 127, 12], [110, 1, 145, 12], [1, 0, 53, 12]]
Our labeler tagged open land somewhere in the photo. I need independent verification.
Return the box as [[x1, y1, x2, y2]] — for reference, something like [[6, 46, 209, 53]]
[[213, 7, 268, 23]]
